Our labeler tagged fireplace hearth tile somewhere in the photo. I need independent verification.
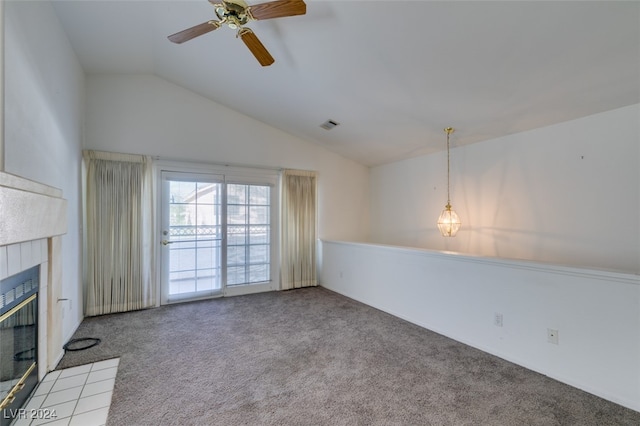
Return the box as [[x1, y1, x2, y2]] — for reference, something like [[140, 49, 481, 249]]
[[32, 380, 54, 397], [42, 386, 83, 407], [14, 359, 118, 426], [49, 375, 86, 393], [41, 370, 60, 383], [80, 378, 115, 399], [57, 364, 91, 380]]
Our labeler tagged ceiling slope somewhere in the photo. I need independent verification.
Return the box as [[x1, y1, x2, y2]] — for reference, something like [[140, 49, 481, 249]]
[[51, 0, 640, 166]]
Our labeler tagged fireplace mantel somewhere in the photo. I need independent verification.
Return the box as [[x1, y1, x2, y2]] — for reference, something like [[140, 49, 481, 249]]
[[0, 171, 67, 246]]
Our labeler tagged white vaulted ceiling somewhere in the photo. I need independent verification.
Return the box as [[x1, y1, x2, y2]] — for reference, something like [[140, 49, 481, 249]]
[[51, 0, 640, 167]]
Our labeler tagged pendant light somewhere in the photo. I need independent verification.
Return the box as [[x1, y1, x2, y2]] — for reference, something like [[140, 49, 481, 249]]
[[437, 127, 461, 237]]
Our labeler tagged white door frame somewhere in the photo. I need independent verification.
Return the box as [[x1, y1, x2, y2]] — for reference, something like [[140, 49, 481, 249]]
[[155, 161, 280, 305]]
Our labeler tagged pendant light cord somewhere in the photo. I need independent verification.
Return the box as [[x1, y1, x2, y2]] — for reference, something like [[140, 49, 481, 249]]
[[445, 127, 454, 207]]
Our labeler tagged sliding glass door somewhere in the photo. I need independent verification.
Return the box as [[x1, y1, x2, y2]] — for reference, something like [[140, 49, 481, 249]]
[[160, 170, 278, 304]]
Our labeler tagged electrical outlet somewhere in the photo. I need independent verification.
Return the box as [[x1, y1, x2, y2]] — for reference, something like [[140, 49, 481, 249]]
[[494, 313, 503, 327], [547, 328, 559, 344]]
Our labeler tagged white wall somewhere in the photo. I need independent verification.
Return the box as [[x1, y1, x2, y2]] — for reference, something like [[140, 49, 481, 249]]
[[321, 240, 640, 412], [84, 74, 370, 242], [370, 104, 640, 274], [4, 2, 85, 345]]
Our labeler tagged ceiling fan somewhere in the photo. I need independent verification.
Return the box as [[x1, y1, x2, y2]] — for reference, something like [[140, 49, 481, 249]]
[[168, 0, 306, 66]]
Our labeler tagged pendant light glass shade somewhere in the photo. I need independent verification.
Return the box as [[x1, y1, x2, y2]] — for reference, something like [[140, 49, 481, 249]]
[[437, 203, 461, 237], [437, 127, 461, 237]]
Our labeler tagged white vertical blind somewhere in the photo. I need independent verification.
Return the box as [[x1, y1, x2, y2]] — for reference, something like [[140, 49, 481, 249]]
[[83, 150, 155, 315], [281, 169, 317, 290]]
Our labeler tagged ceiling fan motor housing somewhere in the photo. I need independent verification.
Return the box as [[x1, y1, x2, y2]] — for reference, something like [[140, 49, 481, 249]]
[[215, 0, 251, 28]]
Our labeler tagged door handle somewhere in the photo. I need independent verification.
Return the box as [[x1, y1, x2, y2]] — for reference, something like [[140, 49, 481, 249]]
[[161, 240, 174, 246]]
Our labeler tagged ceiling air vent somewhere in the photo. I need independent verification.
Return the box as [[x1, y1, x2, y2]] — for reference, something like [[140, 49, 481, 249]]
[[320, 119, 340, 130]]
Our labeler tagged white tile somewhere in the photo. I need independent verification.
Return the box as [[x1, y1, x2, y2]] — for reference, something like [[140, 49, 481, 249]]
[[32, 400, 76, 425], [36, 418, 70, 426], [31, 240, 39, 264], [0, 245, 7, 280], [43, 386, 83, 407], [16, 361, 116, 426], [31, 239, 48, 264], [24, 394, 48, 411], [91, 358, 119, 371], [86, 367, 117, 384], [50, 374, 87, 393], [38, 281, 48, 314], [34, 240, 43, 264], [40, 239, 48, 263], [34, 380, 55, 396], [24, 410, 70, 426], [43, 370, 62, 382], [11, 416, 32, 426], [68, 407, 109, 426], [58, 364, 92, 379], [80, 378, 115, 398], [20, 241, 33, 270], [7, 243, 21, 276], [73, 391, 112, 415], [40, 261, 49, 290]]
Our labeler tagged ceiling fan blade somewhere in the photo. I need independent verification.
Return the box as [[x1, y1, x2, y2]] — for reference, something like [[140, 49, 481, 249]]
[[248, 0, 306, 20], [168, 21, 221, 44], [239, 28, 275, 66]]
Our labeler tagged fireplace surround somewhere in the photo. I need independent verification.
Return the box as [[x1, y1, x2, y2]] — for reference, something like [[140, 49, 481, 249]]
[[0, 171, 67, 422]]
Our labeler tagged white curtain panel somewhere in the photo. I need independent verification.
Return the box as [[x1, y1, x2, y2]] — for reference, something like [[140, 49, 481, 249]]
[[281, 169, 317, 290], [83, 150, 155, 316]]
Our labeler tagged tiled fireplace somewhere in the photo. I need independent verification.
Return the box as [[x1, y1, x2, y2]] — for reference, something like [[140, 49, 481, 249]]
[[0, 171, 67, 423]]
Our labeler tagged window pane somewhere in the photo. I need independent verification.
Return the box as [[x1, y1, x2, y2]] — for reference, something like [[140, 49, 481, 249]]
[[227, 266, 246, 286], [249, 206, 269, 224], [227, 245, 246, 266], [227, 184, 247, 205], [228, 225, 247, 245], [249, 245, 269, 264], [249, 186, 269, 205], [227, 205, 247, 224], [170, 244, 195, 270], [196, 204, 216, 226], [196, 244, 215, 269], [196, 269, 217, 291], [196, 183, 219, 204], [249, 225, 269, 244], [249, 264, 269, 282], [170, 181, 196, 203], [170, 204, 192, 227]]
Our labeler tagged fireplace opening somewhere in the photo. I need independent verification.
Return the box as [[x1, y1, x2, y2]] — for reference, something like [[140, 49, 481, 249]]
[[0, 266, 39, 426]]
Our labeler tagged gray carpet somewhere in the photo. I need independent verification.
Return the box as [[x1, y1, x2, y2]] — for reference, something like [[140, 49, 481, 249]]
[[57, 287, 640, 425]]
